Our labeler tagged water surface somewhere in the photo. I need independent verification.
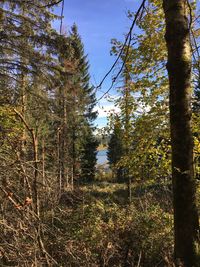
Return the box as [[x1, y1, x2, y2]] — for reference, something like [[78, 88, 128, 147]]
[[97, 149, 108, 165]]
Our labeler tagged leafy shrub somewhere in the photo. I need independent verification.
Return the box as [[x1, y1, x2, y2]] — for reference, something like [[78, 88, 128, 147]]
[[46, 187, 173, 266]]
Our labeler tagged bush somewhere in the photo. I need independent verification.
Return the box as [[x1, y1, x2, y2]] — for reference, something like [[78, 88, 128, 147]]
[[46, 189, 173, 266]]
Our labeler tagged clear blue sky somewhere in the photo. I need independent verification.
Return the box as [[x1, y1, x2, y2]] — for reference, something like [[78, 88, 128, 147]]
[[54, 0, 140, 128]]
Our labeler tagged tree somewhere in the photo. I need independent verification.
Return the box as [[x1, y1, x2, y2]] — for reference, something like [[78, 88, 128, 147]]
[[0, 1, 64, 265], [50, 24, 98, 189], [109, 0, 171, 187], [163, 0, 199, 265], [107, 116, 124, 182], [80, 126, 98, 182], [110, 1, 199, 263], [69, 24, 98, 183]]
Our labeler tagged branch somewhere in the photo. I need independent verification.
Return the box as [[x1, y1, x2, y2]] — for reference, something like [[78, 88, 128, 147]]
[[0, 186, 24, 212], [186, 0, 192, 30], [13, 109, 33, 136], [96, 0, 147, 102], [60, 0, 65, 34], [42, 0, 63, 8], [14, 0, 63, 8]]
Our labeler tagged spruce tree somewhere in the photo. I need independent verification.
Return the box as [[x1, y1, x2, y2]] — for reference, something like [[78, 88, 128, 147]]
[[80, 126, 98, 182], [107, 117, 124, 182], [0, 0, 60, 88], [69, 24, 98, 182]]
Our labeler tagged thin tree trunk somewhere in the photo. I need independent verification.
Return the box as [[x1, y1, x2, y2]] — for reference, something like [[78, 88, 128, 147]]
[[57, 127, 62, 195], [33, 132, 39, 217], [72, 127, 76, 190], [124, 69, 132, 204], [14, 109, 40, 216], [20, 6, 28, 162], [21, 74, 27, 156], [127, 176, 132, 204], [61, 86, 67, 190], [57, 85, 66, 195], [42, 139, 45, 185], [163, 1, 199, 266]]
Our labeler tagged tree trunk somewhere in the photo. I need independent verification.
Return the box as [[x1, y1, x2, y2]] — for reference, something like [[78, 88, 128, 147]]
[[21, 74, 27, 157], [124, 68, 132, 203], [72, 127, 76, 190], [42, 139, 45, 185], [57, 84, 66, 195], [163, 1, 199, 266], [32, 131, 39, 217]]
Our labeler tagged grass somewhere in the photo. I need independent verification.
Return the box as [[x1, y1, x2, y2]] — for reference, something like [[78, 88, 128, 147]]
[[80, 180, 173, 209], [56, 180, 175, 266]]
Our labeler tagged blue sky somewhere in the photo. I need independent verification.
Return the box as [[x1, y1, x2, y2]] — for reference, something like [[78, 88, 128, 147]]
[[54, 0, 140, 128]]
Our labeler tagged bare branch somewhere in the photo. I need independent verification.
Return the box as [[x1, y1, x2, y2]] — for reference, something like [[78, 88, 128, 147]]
[[96, 0, 147, 102]]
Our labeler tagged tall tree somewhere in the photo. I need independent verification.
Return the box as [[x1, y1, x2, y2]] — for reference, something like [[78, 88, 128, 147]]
[[0, 2, 64, 265], [110, 0, 171, 185], [69, 24, 98, 183], [163, 0, 199, 265]]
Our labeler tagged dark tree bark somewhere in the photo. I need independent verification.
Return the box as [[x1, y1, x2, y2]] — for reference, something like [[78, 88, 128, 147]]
[[163, 1, 199, 266]]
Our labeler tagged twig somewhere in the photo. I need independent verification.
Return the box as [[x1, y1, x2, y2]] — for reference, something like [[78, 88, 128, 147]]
[[0, 186, 23, 212], [43, 0, 63, 8], [137, 251, 142, 267]]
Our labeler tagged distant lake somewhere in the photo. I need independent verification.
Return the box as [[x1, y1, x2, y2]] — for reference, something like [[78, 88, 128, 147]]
[[97, 149, 108, 165]]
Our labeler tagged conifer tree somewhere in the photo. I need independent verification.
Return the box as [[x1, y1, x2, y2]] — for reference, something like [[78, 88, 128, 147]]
[[69, 24, 98, 182], [80, 126, 98, 182], [107, 116, 124, 182]]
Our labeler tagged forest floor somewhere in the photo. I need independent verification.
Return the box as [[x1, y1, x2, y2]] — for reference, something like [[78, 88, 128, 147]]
[[80, 181, 172, 207], [54, 180, 200, 266], [53, 180, 177, 266], [2, 180, 199, 266]]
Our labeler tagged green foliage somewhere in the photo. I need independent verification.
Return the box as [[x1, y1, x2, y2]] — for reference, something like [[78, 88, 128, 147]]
[[80, 127, 99, 182], [46, 183, 173, 266], [108, 0, 171, 185], [66, 24, 98, 182], [107, 116, 124, 182], [0, 0, 61, 91], [0, 3, 97, 265]]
